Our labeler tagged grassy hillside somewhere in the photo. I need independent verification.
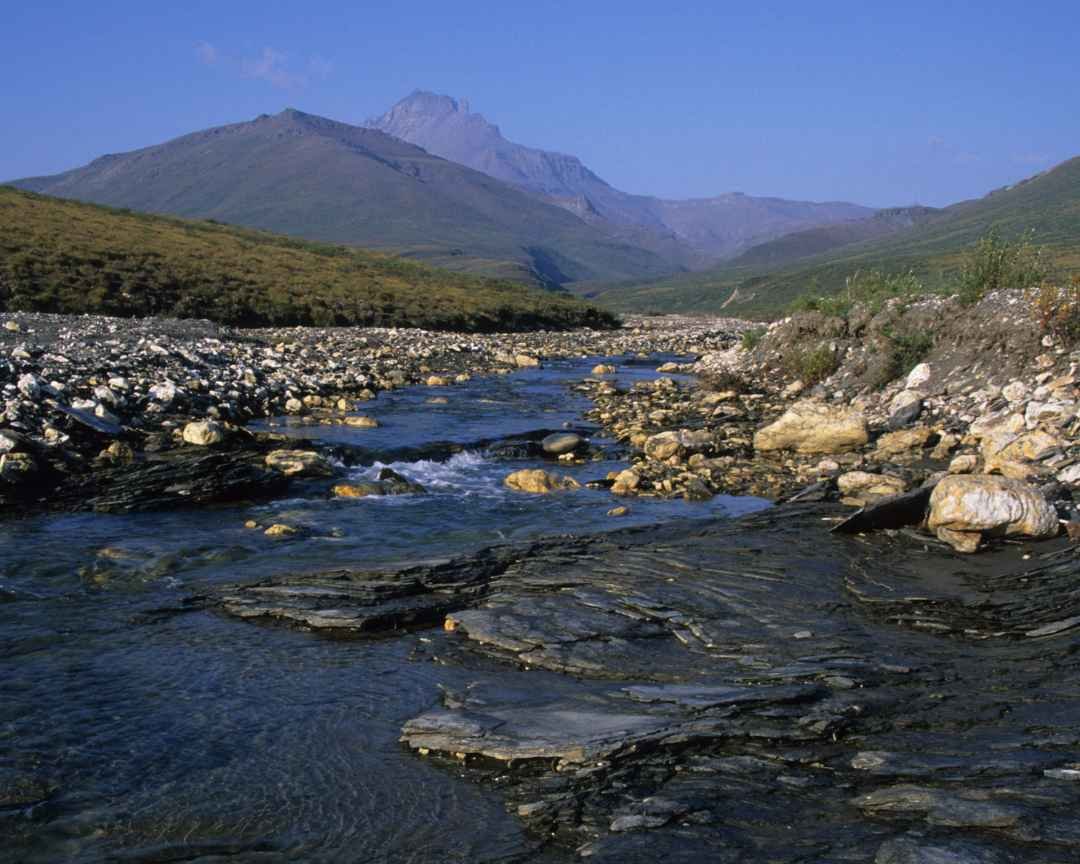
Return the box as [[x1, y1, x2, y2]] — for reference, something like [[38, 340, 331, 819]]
[[12, 109, 676, 289], [595, 157, 1080, 316], [0, 187, 618, 331]]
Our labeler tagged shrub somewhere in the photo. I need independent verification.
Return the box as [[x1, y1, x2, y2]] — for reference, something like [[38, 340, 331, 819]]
[[788, 269, 924, 319], [956, 228, 1051, 305], [868, 326, 934, 389], [1029, 276, 1080, 346], [740, 327, 766, 351], [783, 343, 839, 385]]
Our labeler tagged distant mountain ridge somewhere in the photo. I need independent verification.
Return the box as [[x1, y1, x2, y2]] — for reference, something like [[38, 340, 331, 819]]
[[366, 91, 876, 260], [11, 108, 678, 289]]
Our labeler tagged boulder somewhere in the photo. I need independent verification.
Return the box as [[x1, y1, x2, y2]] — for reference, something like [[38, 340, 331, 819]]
[[874, 426, 932, 458], [426, 376, 450, 387], [542, 432, 584, 455], [514, 354, 540, 368], [264, 523, 299, 538], [332, 481, 383, 498], [948, 455, 979, 474], [342, 415, 379, 428], [181, 420, 225, 446], [611, 469, 640, 496], [644, 429, 712, 461], [264, 450, 334, 477], [837, 471, 906, 503], [591, 364, 616, 375], [927, 475, 1059, 553], [905, 362, 932, 390], [754, 401, 868, 455], [377, 468, 426, 495], [887, 390, 923, 430], [503, 469, 581, 494]]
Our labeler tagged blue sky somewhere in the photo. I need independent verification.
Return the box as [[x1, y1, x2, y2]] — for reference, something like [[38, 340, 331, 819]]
[[3, 0, 1077, 206]]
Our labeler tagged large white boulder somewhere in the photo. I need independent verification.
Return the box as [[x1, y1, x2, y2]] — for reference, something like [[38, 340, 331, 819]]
[[927, 475, 1059, 553], [754, 401, 868, 455]]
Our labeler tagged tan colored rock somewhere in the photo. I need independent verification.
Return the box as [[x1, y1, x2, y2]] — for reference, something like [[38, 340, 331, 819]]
[[873, 427, 932, 458], [927, 475, 1059, 553], [503, 469, 581, 494], [611, 469, 641, 496], [514, 354, 540, 368], [754, 401, 868, 455], [99, 441, 135, 463], [426, 375, 450, 387], [592, 364, 616, 375], [265, 449, 334, 477], [181, 420, 225, 446], [264, 523, 299, 538], [331, 482, 382, 498], [342, 415, 379, 428], [607, 505, 630, 517], [644, 429, 713, 461], [948, 454, 979, 474], [837, 471, 906, 501], [931, 433, 958, 460]]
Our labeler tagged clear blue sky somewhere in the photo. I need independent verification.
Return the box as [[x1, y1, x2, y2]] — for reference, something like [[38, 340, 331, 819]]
[[3, 0, 1077, 207]]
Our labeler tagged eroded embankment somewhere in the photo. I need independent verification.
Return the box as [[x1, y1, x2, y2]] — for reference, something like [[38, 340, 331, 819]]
[[208, 505, 1080, 863]]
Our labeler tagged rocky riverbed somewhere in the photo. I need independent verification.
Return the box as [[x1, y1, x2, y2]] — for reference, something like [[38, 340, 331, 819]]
[[3, 295, 1080, 862]]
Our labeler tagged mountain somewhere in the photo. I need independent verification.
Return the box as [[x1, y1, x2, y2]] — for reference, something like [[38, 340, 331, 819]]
[[0, 186, 617, 331], [10, 109, 677, 290], [591, 157, 1080, 316], [366, 91, 874, 260]]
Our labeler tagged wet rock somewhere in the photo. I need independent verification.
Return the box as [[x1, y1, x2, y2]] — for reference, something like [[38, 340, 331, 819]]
[[611, 468, 641, 496], [342, 415, 379, 428], [928, 475, 1059, 552], [264, 523, 299, 538], [504, 469, 581, 494], [542, 432, 584, 455], [607, 505, 630, 517], [332, 481, 383, 498], [875, 836, 1010, 864], [592, 363, 616, 375], [832, 485, 934, 534], [264, 449, 334, 477], [181, 420, 225, 446], [644, 429, 713, 461], [98, 441, 135, 464], [426, 375, 450, 387], [515, 354, 540, 368], [0, 452, 37, 491], [377, 468, 426, 495]]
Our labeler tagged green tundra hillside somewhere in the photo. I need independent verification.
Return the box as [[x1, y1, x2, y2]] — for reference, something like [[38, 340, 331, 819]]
[[593, 156, 1080, 316], [0, 187, 618, 331]]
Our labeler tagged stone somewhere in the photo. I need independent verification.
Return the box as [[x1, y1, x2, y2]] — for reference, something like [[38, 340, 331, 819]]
[[754, 400, 868, 454], [1056, 464, 1080, 485], [181, 420, 225, 446], [1001, 381, 1028, 404], [284, 398, 304, 414], [149, 381, 178, 405], [0, 429, 28, 454], [332, 482, 383, 498], [542, 432, 584, 455], [503, 469, 581, 494], [949, 455, 979, 474], [343, 415, 379, 428], [591, 364, 616, 375], [927, 475, 1059, 552], [611, 469, 640, 496], [264, 450, 334, 477], [837, 471, 906, 501], [377, 468, 426, 495], [905, 362, 932, 390], [2, 320, 20, 332], [888, 390, 923, 429], [426, 375, 450, 387], [607, 505, 630, 517], [514, 354, 540, 368], [17, 374, 41, 400], [264, 523, 299, 537], [0, 452, 37, 487], [643, 429, 712, 461], [874, 426, 932, 457], [99, 441, 135, 464]]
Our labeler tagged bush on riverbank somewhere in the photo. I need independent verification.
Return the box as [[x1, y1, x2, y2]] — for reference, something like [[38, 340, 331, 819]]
[[0, 187, 619, 332]]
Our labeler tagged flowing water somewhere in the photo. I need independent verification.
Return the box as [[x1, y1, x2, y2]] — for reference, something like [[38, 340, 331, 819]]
[[0, 356, 769, 863]]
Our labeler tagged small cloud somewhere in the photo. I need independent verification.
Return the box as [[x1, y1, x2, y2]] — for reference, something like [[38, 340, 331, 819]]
[[196, 40, 218, 65], [242, 47, 307, 90]]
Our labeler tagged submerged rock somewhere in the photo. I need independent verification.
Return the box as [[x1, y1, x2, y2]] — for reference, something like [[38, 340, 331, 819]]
[[541, 432, 584, 455], [264, 449, 334, 477], [754, 401, 868, 454], [927, 475, 1059, 552]]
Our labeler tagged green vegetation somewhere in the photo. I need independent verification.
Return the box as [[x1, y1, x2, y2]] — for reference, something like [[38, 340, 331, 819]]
[[1030, 276, 1080, 347], [782, 344, 839, 385], [789, 268, 924, 318], [0, 187, 618, 331], [740, 327, 766, 351], [955, 229, 1050, 305], [595, 156, 1080, 316], [872, 327, 935, 389]]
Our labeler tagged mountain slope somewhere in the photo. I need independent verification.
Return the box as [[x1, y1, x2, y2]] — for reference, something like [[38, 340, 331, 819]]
[[366, 91, 874, 261], [595, 157, 1080, 316], [11, 109, 676, 289], [0, 187, 617, 330]]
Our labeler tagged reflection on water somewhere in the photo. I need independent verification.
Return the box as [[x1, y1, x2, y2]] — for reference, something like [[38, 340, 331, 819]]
[[0, 355, 767, 863]]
